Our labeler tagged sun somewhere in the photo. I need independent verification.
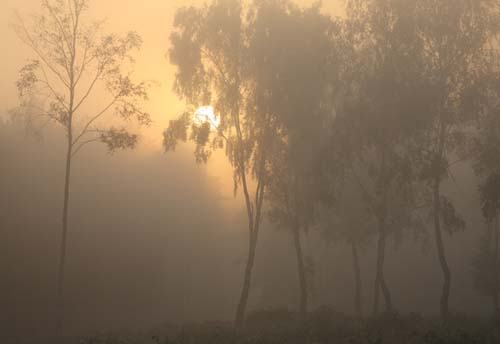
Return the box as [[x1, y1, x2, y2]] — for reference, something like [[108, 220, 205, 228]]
[[194, 106, 220, 130]]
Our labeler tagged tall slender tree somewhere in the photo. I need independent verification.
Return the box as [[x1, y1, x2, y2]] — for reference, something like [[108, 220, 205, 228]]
[[164, 0, 275, 326], [414, 0, 499, 317], [318, 177, 376, 317], [472, 56, 500, 314], [267, 146, 314, 320], [12, 0, 150, 338], [473, 175, 500, 313], [341, 0, 434, 315], [246, 0, 335, 320]]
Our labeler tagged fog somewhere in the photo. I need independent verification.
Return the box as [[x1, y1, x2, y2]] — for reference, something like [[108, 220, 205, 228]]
[[1, 1, 499, 343], [0, 119, 491, 339]]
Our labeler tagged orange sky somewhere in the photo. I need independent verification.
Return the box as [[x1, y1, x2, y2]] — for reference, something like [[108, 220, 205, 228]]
[[0, 0, 344, 204]]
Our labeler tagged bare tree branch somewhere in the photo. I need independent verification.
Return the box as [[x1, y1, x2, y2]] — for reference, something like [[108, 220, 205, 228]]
[[38, 63, 69, 111], [71, 137, 100, 157], [13, 14, 71, 89], [71, 95, 119, 146], [43, 0, 73, 77], [72, 66, 105, 113]]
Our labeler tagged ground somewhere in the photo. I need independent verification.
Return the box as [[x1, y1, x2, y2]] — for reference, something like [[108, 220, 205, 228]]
[[74, 308, 500, 344]]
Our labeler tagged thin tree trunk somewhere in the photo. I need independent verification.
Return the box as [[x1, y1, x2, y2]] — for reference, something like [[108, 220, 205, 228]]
[[373, 217, 392, 315], [232, 104, 271, 326], [57, 69, 74, 339], [235, 230, 258, 326], [56, 139, 72, 340], [293, 223, 308, 320], [373, 147, 392, 315], [373, 273, 380, 315], [233, 130, 255, 327], [233, 110, 270, 327], [352, 242, 362, 317], [234, 160, 266, 327], [379, 260, 392, 313], [432, 177, 451, 318], [494, 214, 499, 313]]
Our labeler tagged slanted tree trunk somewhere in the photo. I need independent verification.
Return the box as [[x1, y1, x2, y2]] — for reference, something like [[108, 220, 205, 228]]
[[293, 223, 308, 320], [235, 229, 258, 325], [432, 121, 452, 319], [351, 242, 362, 317], [494, 214, 499, 313], [373, 269, 380, 315], [432, 176, 451, 318], [432, 170, 451, 318], [373, 216, 392, 315], [234, 137, 267, 326]]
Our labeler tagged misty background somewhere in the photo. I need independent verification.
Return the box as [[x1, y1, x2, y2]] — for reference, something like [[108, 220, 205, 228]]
[[0, 0, 492, 342]]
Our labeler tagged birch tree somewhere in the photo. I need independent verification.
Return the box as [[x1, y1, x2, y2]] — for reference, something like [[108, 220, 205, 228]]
[[164, 0, 273, 326], [12, 0, 150, 337], [342, 0, 434, 315], [414, 0, 499, 317], [248, 0, 335, 321]]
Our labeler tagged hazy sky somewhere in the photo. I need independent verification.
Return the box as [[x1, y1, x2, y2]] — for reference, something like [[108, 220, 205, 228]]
[[0, 0, 344, 139], [0, 2, 493, 341], [0, 0, 344, 200]]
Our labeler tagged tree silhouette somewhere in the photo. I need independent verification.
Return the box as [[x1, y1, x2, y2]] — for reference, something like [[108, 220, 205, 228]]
[[473, 175, 500, 313], [318, 177, 376, 317], [340, 0, 434, 315], [472, 65, 500, 314], [11, 0, 150, 338], [164, 0, 276, 326], [248, 0, 335, 321], [413, 0, 498, 317]]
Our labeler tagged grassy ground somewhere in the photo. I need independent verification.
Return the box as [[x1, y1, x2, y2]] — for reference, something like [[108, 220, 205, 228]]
[[76, 308, 500, 344]]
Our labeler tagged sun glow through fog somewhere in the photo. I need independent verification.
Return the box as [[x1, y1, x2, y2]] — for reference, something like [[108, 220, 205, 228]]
[[194, 106, 220, 130]]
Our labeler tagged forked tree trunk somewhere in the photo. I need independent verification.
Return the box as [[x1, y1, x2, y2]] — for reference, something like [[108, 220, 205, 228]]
[[494, 214, 499, 313], [373, 217, 392, 315], [351, 242, 362, 317], [432, 177, 451, 318], [233, 117, 268, 327], [57, 139, 72, 340], [234, 178, 267, 328], [293, 223, 308, 320], [234, 153, 266, 327]]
